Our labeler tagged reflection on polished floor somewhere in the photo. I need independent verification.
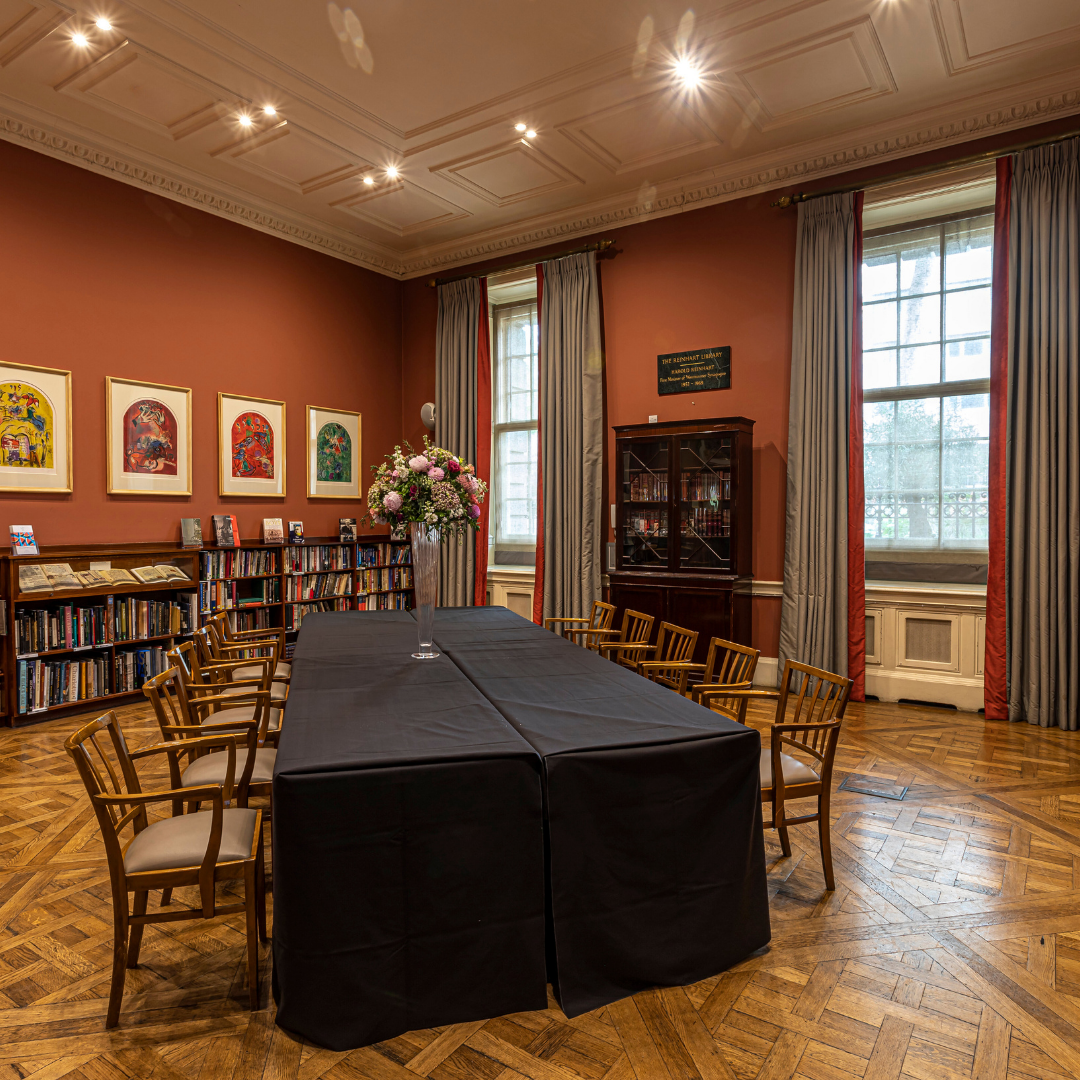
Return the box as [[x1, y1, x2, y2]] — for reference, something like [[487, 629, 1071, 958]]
[[3, 696, 1080, 1080]]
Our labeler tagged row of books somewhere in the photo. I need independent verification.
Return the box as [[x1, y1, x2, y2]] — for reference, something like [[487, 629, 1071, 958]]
[[357, 592, 414, 611], [627, 513, 669, 537], [285, 572, 352, 601], [627, 474, 668, 501], [357, 567, 413, 592], [232, 609, 275, 632], [681, 471, 731, 502], [184, 517, 358, 547], [681, 507, 732, 538], [285, 545, 352, 573], [284, 598, 351, 631], [17, 655, 109, 714], [18, 562, 190, 595], [198, 580, 280, 613], [113, 647, 171, 693], [201, 549, 279, 580], [14, 595, 196, 655], [356, 543, 412, 567]]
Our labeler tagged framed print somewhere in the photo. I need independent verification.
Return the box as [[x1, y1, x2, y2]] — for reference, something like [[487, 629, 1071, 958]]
[[218, 392, 285, 497], [0, 361, 72, 493], [306, 405, 361, 499], [106, 377, 192, 495]]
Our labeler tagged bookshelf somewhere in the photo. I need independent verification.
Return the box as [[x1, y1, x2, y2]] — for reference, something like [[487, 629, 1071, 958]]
[[0, 535, 414, 726]]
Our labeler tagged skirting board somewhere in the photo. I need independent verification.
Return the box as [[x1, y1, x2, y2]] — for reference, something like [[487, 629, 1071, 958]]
[[753, 656, 984, 712]]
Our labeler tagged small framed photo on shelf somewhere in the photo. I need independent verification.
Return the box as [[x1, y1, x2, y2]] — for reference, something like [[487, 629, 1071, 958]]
[[0, 361, 72, 493], [306, 405, 361, 499], [106, 377, 192, 495], [218, 392, 286, 497]]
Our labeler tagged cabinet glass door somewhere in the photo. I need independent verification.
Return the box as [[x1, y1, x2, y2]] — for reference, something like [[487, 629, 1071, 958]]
[[679, 436, 732, 571], [621, 438, 669, 568]]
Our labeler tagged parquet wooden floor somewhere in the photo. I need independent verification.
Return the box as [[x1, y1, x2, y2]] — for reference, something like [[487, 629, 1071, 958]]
[[6, 698, 1080, 1080]]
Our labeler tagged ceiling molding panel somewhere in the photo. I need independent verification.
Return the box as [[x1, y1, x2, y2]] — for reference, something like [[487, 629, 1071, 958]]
[[725, 18, 896, 130], [431, 139, 584, 207], [331, 180, 470, 237], [0, 1, 68, 68], [930, 0, 1080, 76]]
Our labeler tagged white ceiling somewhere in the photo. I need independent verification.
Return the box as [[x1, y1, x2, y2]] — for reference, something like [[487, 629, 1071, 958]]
[[1, 0, 1078, 278]]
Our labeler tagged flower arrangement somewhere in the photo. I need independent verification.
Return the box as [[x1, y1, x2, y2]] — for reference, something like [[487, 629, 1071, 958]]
[[364, 437, 487, 535]]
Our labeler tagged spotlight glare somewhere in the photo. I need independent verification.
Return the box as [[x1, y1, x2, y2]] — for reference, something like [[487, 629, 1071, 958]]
[[72, 32, 89, 46], [237, 113, 253, 127], [363, 175, 375, 185], [674, 56, 703, 89], [525, 129, 536, 138], [263, 105, 277, 116], [95, 17, 112, 31], [514, 122, 527, 132], [386, 165, 399, 179]]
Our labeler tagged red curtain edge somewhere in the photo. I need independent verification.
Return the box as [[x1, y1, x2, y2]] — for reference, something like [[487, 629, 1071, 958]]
[[531, 264, 546, 625], [847, 190, 867, 702], [984, 157, 1011, 720], [473, 279, 492, 607]]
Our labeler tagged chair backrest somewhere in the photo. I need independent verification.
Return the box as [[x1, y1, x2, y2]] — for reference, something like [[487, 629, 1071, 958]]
[[774, 659, 853, 756], [142, 666, 192, 742], [65, 712, 145, 877], [589, 601, 616, 632], [169, 638, 215, 688], [621, 609, 654, 646], [655, 621, 698, 665], [703, 637, 760, 687]]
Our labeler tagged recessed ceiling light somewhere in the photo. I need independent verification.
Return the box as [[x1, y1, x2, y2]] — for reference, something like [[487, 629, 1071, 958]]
[[94, 17, 112, 31], [72, 32, 89, 46], [363, 176, 375, 185], [386, 165, 399, 179], [514, 123, 527, 132], [237, 114, 253, 127], [674, 56, 703, 89], [263, 105, 277, 116], [525, 130, 537, 139]]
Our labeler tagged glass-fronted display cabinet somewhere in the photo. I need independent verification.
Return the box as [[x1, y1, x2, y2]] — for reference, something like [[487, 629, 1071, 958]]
[[611, 417, 754, 659]]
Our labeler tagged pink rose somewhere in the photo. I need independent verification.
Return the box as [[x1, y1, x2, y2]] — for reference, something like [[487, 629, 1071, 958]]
[[408, 455, 430, 472], [446, 459, 461, 474], [428, 466, 445, 481], [383, 491, 403, 512]]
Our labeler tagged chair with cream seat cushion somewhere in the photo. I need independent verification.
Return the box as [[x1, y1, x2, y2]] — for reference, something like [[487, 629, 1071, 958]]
[[720, 659, 852, 892], [205, 613, 291, 682], [65, 711, 266, 1029], [196, 627, 289, 703]]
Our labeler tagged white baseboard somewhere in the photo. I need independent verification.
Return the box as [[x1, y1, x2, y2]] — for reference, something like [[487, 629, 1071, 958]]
[[755, 657, 779, 688]]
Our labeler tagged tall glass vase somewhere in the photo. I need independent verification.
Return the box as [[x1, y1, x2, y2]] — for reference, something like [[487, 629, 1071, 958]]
[[410, 521, 440, 659]]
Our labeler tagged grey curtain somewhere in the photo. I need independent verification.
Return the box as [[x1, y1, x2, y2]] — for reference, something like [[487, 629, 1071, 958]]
[[537, 251, 603, 622], [435, 277, 482, 606], [779, 193, 858, 679], [1007, 137, 1080, 728]]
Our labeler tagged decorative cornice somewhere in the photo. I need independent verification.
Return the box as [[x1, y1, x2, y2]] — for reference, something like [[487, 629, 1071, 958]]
[[0, 101, 402, 277], [1, 78, 1078, 281]]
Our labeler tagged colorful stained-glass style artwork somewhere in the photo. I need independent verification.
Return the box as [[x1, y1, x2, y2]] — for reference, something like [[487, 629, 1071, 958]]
[[316, 422, 351, 483], [0, 381, 54, 469], [122, 398, 178, 474], [231, 411, 275, 479]]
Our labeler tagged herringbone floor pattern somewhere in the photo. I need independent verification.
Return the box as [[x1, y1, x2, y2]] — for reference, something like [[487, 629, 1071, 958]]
[[4, 697, 1080, 1080]]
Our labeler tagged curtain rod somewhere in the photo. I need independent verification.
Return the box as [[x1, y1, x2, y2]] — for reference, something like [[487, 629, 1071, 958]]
[[426, 239, 617, 287], [771, 126, 1080, 208]]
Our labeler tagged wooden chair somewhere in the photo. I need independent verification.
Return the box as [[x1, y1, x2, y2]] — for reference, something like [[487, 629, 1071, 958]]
[[169, 639, 284, 747], [721, 660, 852, 891], [596, 609, 656, 667], [205, 612, 291, 683], [201, 621, 290, 699], [192, 628, 288, 707], [544, 601, 615, 646], [688, 638, 762, 719], [65, 711, 266, 1028], [633, 622, 700, 689]]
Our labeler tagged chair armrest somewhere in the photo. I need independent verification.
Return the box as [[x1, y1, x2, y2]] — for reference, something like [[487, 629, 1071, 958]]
[[602, 641, 653, 653], [545, 617, 590, 628], [566, 627, 619, 640], [692, 680, 755, 702], [130, 733, 245, 759], [214, 642, 277, 656], [199, 658, 272, 674], [95, 782, 223, 807], [637, 661, 701, 670], [231, 627, 285, 641]]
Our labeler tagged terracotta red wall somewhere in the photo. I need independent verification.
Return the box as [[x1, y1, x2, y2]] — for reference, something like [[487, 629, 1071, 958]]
[[0, 137, 402, 546], [400, 115, 1080, 657]]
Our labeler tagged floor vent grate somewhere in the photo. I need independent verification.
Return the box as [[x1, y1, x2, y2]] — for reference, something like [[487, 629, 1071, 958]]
[[838, 774, 908, 800]]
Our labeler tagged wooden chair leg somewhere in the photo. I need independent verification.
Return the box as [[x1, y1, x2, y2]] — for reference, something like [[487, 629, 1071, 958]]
[[255, 841, 268, 944], [126, 891, 148, 967], [160, 887, 173, 907], [244, 861, 260, 1009], [106, 898, 129, 1029], [818, 794, 835, 891], [777, 824, 792, 857]]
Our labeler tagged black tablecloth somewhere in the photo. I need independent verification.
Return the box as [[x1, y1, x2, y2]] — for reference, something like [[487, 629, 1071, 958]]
[[271, 612, 547, 1050], [429, 607, 771, 1016]]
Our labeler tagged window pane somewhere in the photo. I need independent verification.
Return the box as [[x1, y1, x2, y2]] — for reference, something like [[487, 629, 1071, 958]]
[[899, 344, 940, 386], [941, 394, 989, 545], [899, 231, 940, 297], [495, 428, 537, 542], [945, 337, 990, 381], [945, 285, 992, 341], [945, 215, 993, 290], [863, 301, 897, 350], [863, 253, 897, 301], [495, 304, 538, 425], [863, 349, 897, 389], [899, 294, 940, 347]]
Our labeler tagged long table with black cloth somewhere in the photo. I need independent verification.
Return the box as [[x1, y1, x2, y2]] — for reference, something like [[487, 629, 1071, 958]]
[[272, 606, 770, 1050]]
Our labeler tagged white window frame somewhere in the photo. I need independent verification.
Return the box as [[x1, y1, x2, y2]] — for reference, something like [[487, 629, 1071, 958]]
[[862, 209, 994, 555]]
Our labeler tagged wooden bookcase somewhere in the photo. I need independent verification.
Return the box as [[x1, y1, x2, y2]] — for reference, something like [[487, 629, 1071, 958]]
[[0, 535, 413, 726], [609, 416, 754, 663]]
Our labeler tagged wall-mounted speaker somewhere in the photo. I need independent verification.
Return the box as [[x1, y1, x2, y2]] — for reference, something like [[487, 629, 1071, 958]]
[[421, 402, 436, 430]]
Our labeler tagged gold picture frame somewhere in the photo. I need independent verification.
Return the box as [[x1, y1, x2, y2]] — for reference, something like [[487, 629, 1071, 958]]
[[306, 405, 362, 499], [106, 377, 193, 496], [218, 392, 286, 497], [0, 360, 73, 493]]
